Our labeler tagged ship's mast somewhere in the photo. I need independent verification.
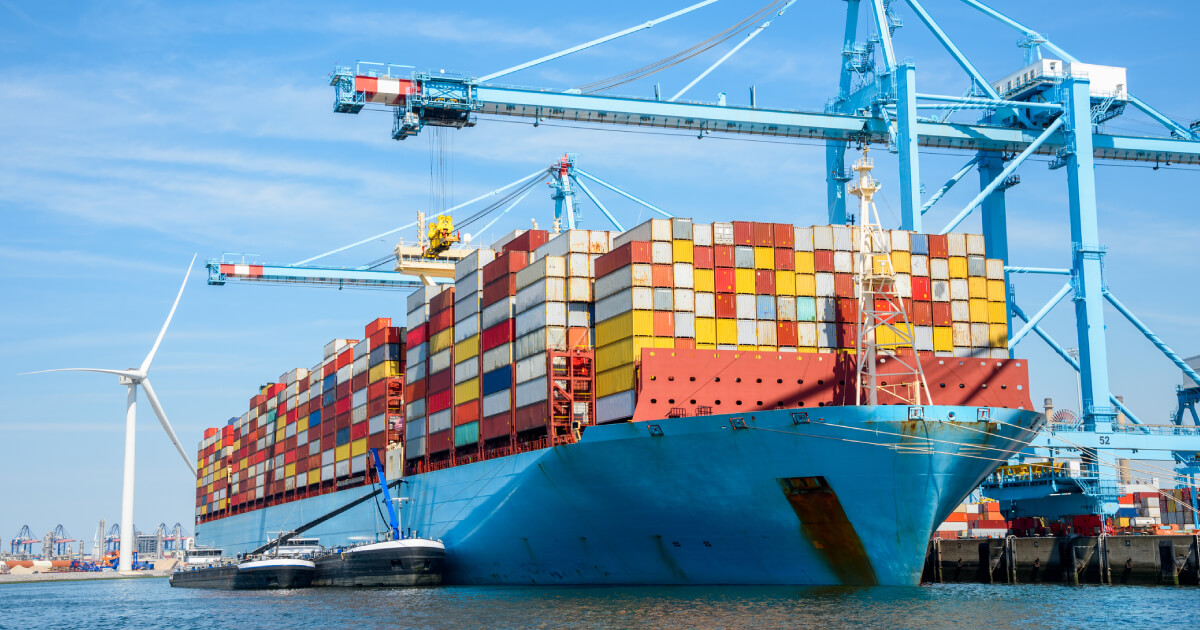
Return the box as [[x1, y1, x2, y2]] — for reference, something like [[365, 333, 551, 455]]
[[850, 148, 931, 406]]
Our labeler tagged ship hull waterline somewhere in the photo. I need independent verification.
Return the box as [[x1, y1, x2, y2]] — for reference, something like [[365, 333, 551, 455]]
[[196, 404, 1040, 586]]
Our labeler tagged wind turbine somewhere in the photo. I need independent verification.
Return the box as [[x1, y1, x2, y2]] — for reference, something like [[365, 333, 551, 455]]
[[23, 255, 199, 572]]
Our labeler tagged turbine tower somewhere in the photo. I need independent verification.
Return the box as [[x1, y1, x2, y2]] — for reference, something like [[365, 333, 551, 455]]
[[23, 255, 198, 572]]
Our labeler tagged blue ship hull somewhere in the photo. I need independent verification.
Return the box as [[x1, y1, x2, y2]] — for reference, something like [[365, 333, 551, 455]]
[[196, 405, 1040, 585]]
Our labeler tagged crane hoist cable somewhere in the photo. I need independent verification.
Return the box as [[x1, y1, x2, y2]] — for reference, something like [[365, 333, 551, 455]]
[[455, 169, 552, 231], [576, 0, 789, 94]]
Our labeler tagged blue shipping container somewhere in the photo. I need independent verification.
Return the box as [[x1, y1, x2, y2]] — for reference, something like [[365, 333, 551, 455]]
[[796, 297, 817, 322], [756, 295, 776, 320], [336, 427, 351, 446], [309, 408, 321, 427], [911, 233, 929, 256], [482, 366, 513, 396]]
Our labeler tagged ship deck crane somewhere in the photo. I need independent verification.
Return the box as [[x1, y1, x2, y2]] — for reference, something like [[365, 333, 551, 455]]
[[332, 1, 1200, 519]]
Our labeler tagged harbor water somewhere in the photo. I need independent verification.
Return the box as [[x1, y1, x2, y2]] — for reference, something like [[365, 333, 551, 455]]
[[4, 578, 1199, 629]]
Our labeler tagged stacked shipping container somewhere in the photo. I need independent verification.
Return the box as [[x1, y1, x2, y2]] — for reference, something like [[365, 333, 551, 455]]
[[195, 318, 405, 524]]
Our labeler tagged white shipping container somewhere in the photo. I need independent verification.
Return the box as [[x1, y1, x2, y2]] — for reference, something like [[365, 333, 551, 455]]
[[353, 340, 370, 360], [915, 326, 934, 351], [482, 343, 512, 373], [321, 465, 334, 482], [651, 241, 673, 264], [675, 312, 696, 338], [567, 302, 592, 327], [406, 417, 426, 440], [674, 288, 695, 312], [895, 273, 912, 298], [515, 354, 548, 383], [456, 269, 484, 295], [515, 255, 566, 290], [406, 398, 426, 419], [671, 217, 692, 239], [673, 263, 694, 289], [536, 230, 594, 259], [454, 248, 497, 281], [482, 390, 512, 417], [591, 230, 612, 254], [482, 297, 516, 329], [990, 348, 1008, 359], [407, 361, 426, 382], [514, 327, 567, 359], [911, 255, 929, 277], [966, 234, 986, 256], [813, 225, 834, 250], [890, 230, 910, 252], [368, 413, 385, 434], [352, 354, 368, 376], [832, 225, 853, 251], [736, 319, 758, 345], [967, 255, 986, 277], [777, 296, 796, 322], [454, 314, 479, 342], [454, 356, 480, 384], [971, 323, 989, 347], [352, 388, 367, 408], [816, 322, 836, 348], [516, 379, 549, 407], [595, 263, 652, 300], [695, 292, 715, 318], [429, 409, 452, 433], [692, 223, 713, 246], [736, 294, 756, 319], [986, 259, 1005, 279], [613, 218, 670, 249], [566, 277, 592, 302], [794, 227, 814, 252], [596, 390, 637, 424], [947, 233, 968, 257], [516, 277, 566, 313], [950, 279, 969, 300], [833, 251, 853, 273], [816, 297, 837, 322], [595, 287, 653, 322], [653, 287, 673, 311], [712, 222, 735, 246], [797, 322, 817, 347], [815, 273, 836, 297], [952, 323, 972, 346], [430, 348, 452, 374], [336, 364, 352, 384], [516, 302, 568, 337], [757, 321, 777, 346], [931, 280, 951, 302], [952, 300, 970, 322], [930, 258, 950, 280]]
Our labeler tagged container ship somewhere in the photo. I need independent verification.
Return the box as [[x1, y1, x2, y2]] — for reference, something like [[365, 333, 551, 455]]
[[194, 214, 1042, 585]]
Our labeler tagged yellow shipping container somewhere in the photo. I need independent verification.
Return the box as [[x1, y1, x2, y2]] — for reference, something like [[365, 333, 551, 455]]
[[696, 342, 717, 349], [672, 239, 694, 263], [716, 319, 738, 345], [285, 463, 295, 478], [754, 246, 774, 269], [775, 270, 795, 296], [336, 444, 350, 461], [737, 344, 757, 351], [949, 257, 968, 278], [987, 279, 1006, 302], [891, 251, 911, 274], [968, 277, 987, 299], [988, 302, 1008, 324], [276, 427, 285, 442], [735, 269, 756, 294], [933, 326, 953, 352], [298, 416, 308, 432], [430, 328, 454, 354], [597, 336, 654, 372], [455, 336, 479, 361], [596, 311, 654, 346], [652, 337, 675, 349], [871, 254, 891, 274], [597, 365, 637, 397], [969, 298, 989, 322], [352, 437, 367, 457], [696, 317, 716, 345], [308, 469, 321, 485], [695, 269, 715, 293], [989, 324, 1008, 348], [369, 361, 400, 383], [1119, 516, 1130, 528], [196, 477, 204, 489], [795, 273, 816, 296], [798, 346, 818, 353], [454, 378, 479, 403], [877, 324, 911, 348], [794, 251, 815, 274]]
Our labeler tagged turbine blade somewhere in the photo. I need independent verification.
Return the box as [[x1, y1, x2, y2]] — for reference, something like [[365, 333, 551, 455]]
[[139, 377, 198, 478], [19, 368, 136, 377], [141, 254, 197, 374]]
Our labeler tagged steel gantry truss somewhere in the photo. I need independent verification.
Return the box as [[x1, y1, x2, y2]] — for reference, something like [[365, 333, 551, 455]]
[[331, 0, 1200, 512]]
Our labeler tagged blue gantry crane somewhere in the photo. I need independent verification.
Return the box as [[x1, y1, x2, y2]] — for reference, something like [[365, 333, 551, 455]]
[[329, 1, 1200, 523], [9, 525, 37, 556]]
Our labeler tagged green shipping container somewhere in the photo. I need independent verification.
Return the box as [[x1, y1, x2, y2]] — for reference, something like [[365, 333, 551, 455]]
[[454, 421, 480, 447]]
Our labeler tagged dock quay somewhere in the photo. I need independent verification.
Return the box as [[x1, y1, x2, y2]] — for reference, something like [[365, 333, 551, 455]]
[[925, 535, 1200, 586]]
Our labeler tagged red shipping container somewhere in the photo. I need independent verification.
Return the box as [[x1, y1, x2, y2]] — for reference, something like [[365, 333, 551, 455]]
[[427, 429, 452, 454], [481, 414, 512, 441], [368, 380, 388, 401], [715, 293, 737, 318], [351, 421, 368, 440], [454, 400, 481, 425], [336, 382, 351, 401], [296, 379, 310, 395], [914, 301, 933, 326], [777, 321, 798, 347], [287, 409, 298, 424], [514, 402, 549, 433], [323, 363, 336, 378], [774, 247, 794, 271], [482, 275, 518, 307], [406, 324, 428, 348], [773, 223, 795, 249], [814, 250, 836, 273], [732, 221, 754, 246], [284, 449, 296, 464], [715, 268, 736, 293], [911, 276, 931, 301], [834, 274, 855, 298], [753, 222, 774, 247], [483, 251, 529, 285], [755, 269, 775, 295], [336, 396, 351, 415], [693, 246, 714, 269], [837, 323, 858, 347], [365, 317, 392, 337], [352, 373, 368, 392], [427, 389, 452, 413], [204, 427, 218, 439], [481, 320, 515, 351], [502, 229, 549, 254], [429, 309, 453, 334], [367, 397, 387, 418], [932, 302, 952, 326], [429, 368, 452, 394], [927, 234, 949, 258], [714, 244, 735, 268], [873, 298, 897, 313], [567, 327, 590, 349], [837, 298, 858, 322], [337, 348, 354, 369], [595, 242, 651, 278], [653, 311, 675, 337], [651, 264, 674, 287], [430, 288, 455, 314], [903, 298, 913, 317], [674, 339, 695, 350], [321, 433, 335, 449]]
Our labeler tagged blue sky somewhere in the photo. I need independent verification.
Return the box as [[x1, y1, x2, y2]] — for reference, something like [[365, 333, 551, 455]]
[[1, 0, 1197, 550]]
